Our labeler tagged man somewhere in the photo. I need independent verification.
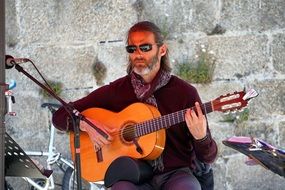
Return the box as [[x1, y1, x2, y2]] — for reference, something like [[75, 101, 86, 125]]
[[53, 21, 217, 190]]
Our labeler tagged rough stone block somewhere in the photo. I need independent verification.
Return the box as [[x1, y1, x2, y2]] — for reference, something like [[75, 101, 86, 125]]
[[196, 81, 244, 104], [272, 33, 285, 73], [221, 0, 285, 31], [96, 42, 129, 83], [5, 0, 19, 47], [208, 35, 269, 80], [226, 155, 285, 190], [165, 39, 197, 69], [138, 0, 219, 37], [248, 80, 285, 118], [212, 158, 228, 190], [7, 46, 97, 92], [11, 0, 137, 45], [5, 92, 48, 151], [209, 121, 237, 157], [234, 120, 277, 145], [279, 121, 285, 148]]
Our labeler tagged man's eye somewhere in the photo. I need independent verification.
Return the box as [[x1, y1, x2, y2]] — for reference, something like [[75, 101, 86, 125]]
[[140, 45, 151, 51], [126, 46, 137, 53]]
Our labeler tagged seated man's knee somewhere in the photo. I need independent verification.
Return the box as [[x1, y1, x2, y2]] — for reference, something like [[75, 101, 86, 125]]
[[111, 181, 138, 190], [163, 172, 201, 190]]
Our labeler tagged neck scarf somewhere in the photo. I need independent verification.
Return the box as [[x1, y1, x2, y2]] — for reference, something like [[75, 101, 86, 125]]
[[131, 69, 171, 107], [131, 69, 171, 172]]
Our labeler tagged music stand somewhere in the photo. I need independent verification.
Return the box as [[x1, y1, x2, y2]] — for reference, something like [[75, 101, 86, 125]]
[[5, 132, 52, 178], [223, 136, 285, 178]]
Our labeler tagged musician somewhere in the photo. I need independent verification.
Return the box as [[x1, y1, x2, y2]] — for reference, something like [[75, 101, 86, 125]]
[[52, 21, 218, 190]]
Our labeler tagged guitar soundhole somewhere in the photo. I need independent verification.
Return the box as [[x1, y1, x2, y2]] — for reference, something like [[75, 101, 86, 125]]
[[121, 125, 136, 143]]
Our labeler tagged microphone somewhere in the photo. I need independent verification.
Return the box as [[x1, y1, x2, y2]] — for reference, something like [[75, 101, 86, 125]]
[[5, 55, 31, 69]]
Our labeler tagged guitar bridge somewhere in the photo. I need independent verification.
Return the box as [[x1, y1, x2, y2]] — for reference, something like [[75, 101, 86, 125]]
[[96, 149, 103, 162], [133, 139, 143, 155]]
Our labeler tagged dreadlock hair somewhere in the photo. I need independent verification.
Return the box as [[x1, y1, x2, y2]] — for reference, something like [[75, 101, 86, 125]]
[[126, 21, 171, 74]]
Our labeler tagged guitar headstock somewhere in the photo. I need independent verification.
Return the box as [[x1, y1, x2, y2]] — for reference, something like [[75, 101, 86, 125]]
[[212, 89, 258, 113]]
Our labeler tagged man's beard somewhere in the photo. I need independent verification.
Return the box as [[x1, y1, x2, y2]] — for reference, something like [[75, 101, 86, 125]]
[[131, 52, 159, 76]]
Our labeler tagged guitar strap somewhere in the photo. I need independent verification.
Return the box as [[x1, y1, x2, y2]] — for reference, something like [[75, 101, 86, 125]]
[[131, 69, 171, 172]]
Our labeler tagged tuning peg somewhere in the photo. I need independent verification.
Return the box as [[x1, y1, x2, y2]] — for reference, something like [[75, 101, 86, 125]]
[[243, 89, 259, 100], [223, 111, 230, 115], [238, 108, 245, 112]]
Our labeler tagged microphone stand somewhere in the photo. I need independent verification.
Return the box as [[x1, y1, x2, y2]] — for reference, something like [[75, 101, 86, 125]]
[[13, 64, 108, 190], [0, 1, 5, 189]]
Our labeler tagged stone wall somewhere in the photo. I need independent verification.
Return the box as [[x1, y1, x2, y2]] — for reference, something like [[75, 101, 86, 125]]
[[5, 0, 285, 189]]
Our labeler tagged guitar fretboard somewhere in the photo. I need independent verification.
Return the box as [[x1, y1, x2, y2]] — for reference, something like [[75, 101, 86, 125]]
[[135, 101, 213, 137]]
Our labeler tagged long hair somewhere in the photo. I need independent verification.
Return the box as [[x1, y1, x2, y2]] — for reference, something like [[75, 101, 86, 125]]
[[126, 21, 171, 74]]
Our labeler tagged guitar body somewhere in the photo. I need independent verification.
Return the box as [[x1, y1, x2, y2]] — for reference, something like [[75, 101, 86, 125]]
[[69, 103, 166, 182]]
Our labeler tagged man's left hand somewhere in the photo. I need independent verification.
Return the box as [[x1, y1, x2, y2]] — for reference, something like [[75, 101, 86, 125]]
[[185, 102, 207, 140]]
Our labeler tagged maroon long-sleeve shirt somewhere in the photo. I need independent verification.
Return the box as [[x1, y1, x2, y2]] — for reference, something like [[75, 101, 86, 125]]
[[52, 74, 217, 173]]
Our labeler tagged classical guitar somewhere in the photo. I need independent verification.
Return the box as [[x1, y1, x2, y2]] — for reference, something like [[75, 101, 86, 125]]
[[70, 89, 258, 182]]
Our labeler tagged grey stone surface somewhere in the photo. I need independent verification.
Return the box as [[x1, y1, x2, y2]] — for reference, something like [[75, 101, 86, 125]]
[[249, 80, 285, 118], [5, 0, 19, 47], [208, 35, 269, 80], [226, 155, 285, 190], [4, 0, 285, 189], [221, 0, 285, 31], [137, 0, 220, 36], [234, 120, 277, 145], [12, 0, 137, 45], [272, 33, 285, 73], [212, 158, 228, 190], [208, 121, 237, 156], [280, 121, 285, 148], [6, 92, 50, 149]]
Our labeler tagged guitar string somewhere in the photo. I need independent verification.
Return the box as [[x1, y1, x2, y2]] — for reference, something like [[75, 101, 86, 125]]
[[109, 103, 212, 137], [100, 108, 189, 137], [87, 95, 245, 143], [95, 102, 213, 138], [119, 102, 213, 137], [105, 99, 245, 139]]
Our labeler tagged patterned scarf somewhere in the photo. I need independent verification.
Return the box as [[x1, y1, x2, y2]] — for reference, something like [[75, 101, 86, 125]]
[[131, 69, 171, 172]]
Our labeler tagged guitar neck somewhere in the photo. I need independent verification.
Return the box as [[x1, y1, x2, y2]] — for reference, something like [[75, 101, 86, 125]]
[[135, 101, 213, 137]]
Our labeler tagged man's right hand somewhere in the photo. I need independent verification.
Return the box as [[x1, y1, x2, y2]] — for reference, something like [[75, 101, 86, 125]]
[[79, 119, 116, 151]]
